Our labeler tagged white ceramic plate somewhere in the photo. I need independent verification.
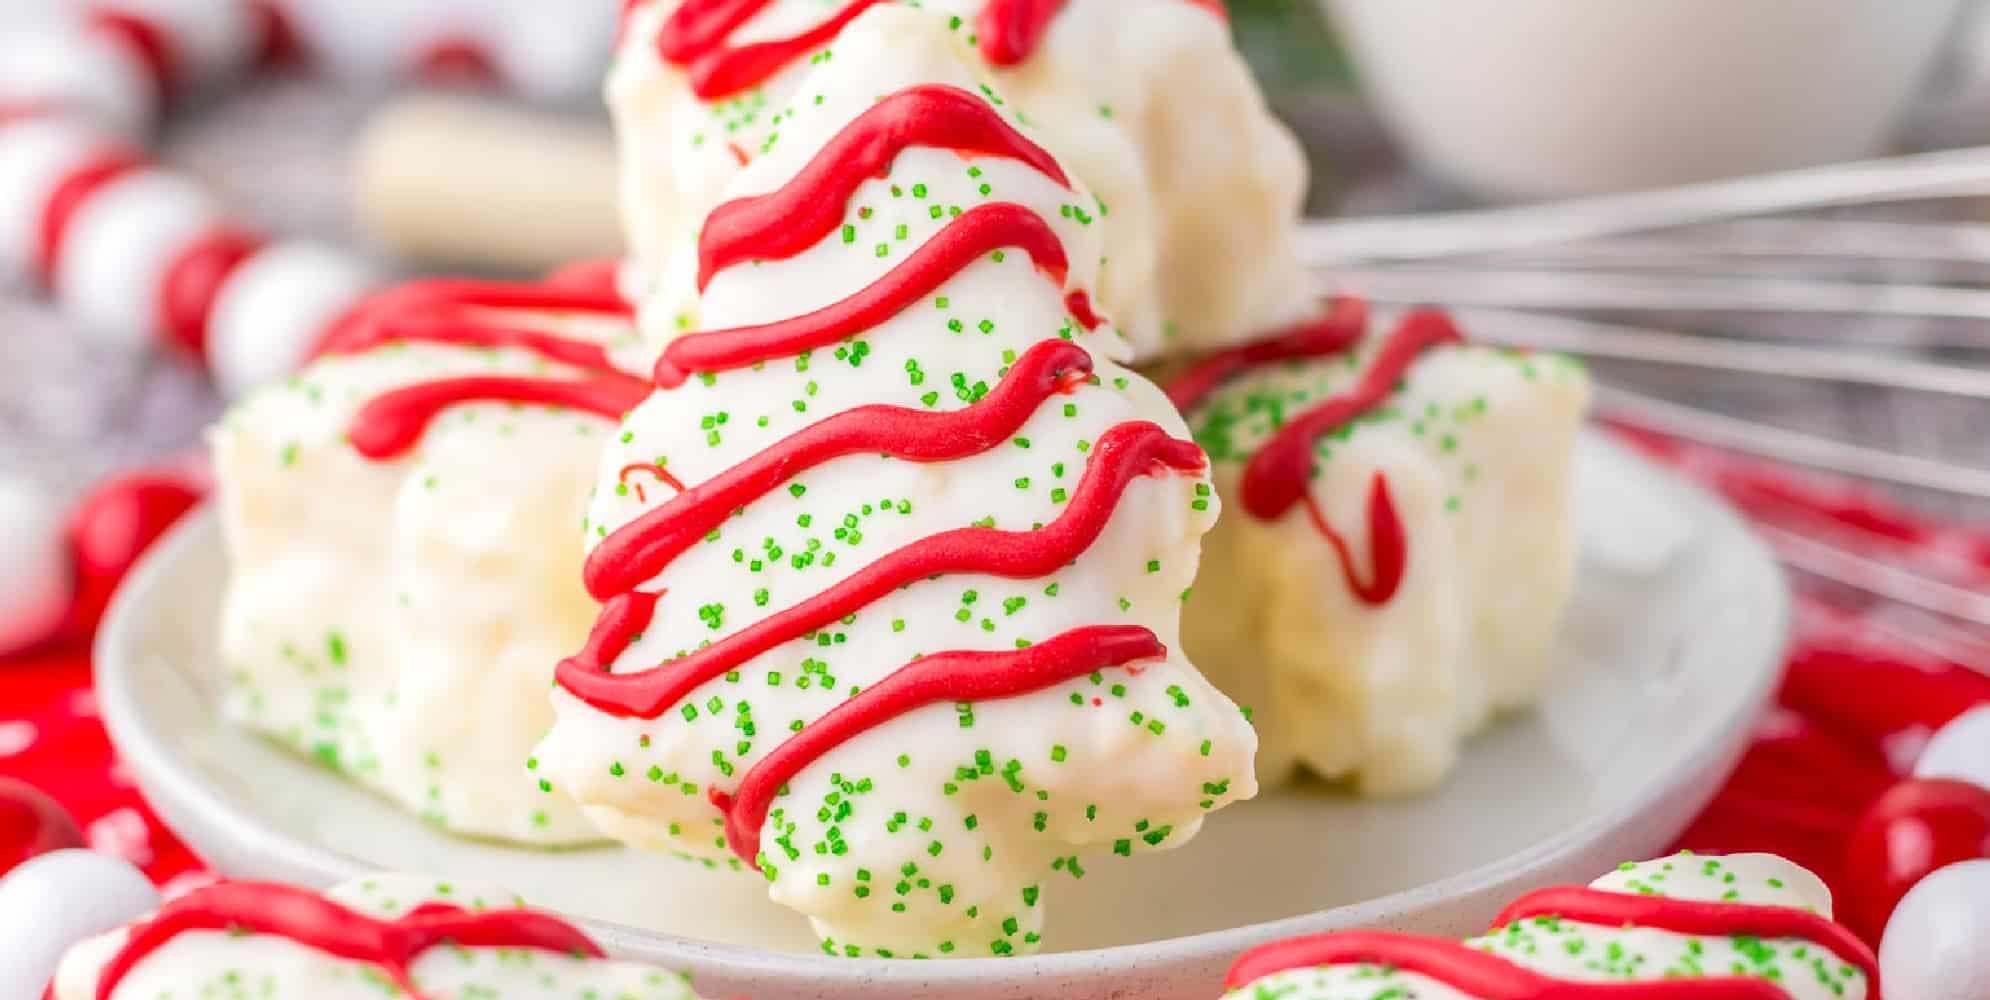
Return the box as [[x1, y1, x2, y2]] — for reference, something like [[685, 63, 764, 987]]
[[97, 432, 1784, 1000]]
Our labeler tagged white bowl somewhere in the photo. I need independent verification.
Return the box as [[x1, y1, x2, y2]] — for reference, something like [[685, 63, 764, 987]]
[[1326, 0, 1966, 199], [97, 432, 1784, 1000]]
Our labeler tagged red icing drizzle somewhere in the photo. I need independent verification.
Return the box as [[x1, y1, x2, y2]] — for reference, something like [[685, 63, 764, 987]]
[[710, 625, 1165, 862], [696, 84, 1069, 289], [35, 149, 144, 284], [978, 0, 1228, 66], [655, 0, 886, 100], [1226, 888, 1879, 999], [560, 420, 1202, 721], [592, 339, 1092, 599], [636, 0, 1227, 98], [157, 226, 263, 358], [1166, 300, 1459, 607], [315, 280, 647, 461], [1303, 472, 1406, 605], [95, 881, 603, 1000], [655, 201, 1074, 388]]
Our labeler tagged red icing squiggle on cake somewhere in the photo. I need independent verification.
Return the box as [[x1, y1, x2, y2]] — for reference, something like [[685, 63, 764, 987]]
[[1225, 888, 1879, 999], [710, 625, 1165, 862], [1165, 301, 1457, 606], [633, 0, 1228, 99], [313, 280, 648, 461], [697, 84, 1069, 289], [95, 882, 602, 1000], [655, 202, 1078, 388], [977, 0, 1229, 67], [589, 339, 1092, 599], [560, 420, 1202, 721]]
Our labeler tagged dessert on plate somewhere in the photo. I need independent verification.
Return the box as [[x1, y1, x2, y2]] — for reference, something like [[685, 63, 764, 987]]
[[213, 270, 648, 845], [55, 873, 706, 1000], [533, 5, 1257, 958], [611, 0, 1313, 359], [1223, 852, 1877, 999], [1173, 298, 1591, 794]]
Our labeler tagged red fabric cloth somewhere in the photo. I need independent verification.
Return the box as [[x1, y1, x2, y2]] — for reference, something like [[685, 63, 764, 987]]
[[0, 425, 1985, 940]]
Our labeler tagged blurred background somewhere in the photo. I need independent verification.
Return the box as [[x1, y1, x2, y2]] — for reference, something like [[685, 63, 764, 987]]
[[5, 0, 1989, 612]]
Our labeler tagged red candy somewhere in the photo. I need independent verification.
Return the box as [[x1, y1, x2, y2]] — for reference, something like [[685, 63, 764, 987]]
[[65, 472, 205, 635], [1843, 777, 1990, 943], [0, 778, 84, 878]]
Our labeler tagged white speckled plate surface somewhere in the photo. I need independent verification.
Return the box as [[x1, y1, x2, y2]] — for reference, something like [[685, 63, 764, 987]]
[[97, 431, 1784, 1000]]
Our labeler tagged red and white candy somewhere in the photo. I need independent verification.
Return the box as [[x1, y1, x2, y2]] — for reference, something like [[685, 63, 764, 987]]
[[0, 477, 73, 656], [0, 848, 159, 996], [1849, 705, 1990, 996]]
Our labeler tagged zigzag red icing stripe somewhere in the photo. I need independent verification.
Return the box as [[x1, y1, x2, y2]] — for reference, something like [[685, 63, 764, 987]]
[[655, 201, 1078, 388], [1165, 300, 1457, 606], [1224, 887, 1880, 999], [95, 882, 602, 1000], [313, 279, 649, 461], [696, 83, 1070, 289], [631, 0, 1228, 99]]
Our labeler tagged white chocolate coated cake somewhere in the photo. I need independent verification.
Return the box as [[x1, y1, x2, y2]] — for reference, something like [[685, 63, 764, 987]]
[[1174, 300, 1590, 794], [535, 6, 1257, 959], [213, 276, 649, 845], [611, 0, 1312, 361]]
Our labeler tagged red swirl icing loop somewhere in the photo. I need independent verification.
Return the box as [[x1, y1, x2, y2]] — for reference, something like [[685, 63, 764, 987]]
[[1166, 301, 1460, 607], [1226, 887, 1879, 999], [698, 84, 1069, 289], [96, 882, 602, 1000], [314, 279, 647, 462], [655, 202, 1075, 388]]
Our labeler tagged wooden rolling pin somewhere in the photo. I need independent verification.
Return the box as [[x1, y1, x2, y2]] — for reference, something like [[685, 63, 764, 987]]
[[353, 94, 623, 271]]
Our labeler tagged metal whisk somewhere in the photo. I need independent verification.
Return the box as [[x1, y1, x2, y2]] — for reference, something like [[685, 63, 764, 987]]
[[1297, 147, 1990, 653]]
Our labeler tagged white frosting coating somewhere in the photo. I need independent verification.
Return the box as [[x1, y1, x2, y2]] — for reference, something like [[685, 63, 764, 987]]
[[55, 167, 226, 352], [0, 850, 160, 998], [54, 873, 707, 1000], [1183, 319, 1589, 793], [1914, 705, 1990, 791], [212, 302, 644, 845], [0, 474, 73, 655], [95, 0, 262, 87], [1879, 859, 1990, 1000], [0, 116, 111, 282], [609, 0, 1311, 359], [539, 7, 1253, 958], [206, 240, 379, 398], [0, 25, 158, 138], [1228, 854, 1867, 1000]]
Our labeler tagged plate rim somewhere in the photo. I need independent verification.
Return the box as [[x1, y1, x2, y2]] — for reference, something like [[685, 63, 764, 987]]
[[95, 430, 1788, 993]]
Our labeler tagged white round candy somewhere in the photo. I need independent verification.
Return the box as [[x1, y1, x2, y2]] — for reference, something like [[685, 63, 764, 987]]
[[207, 240, 378, 398], [0, 24, 158, 138], [0, 116, 111, 282], [0, 476, 72, 656], [0, 849, 159, 996], [54, 167, 225, 353], [93, 0, 261, 88], [1915, 705, 1990, 792], [1879, 859, 1990, 1000]]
